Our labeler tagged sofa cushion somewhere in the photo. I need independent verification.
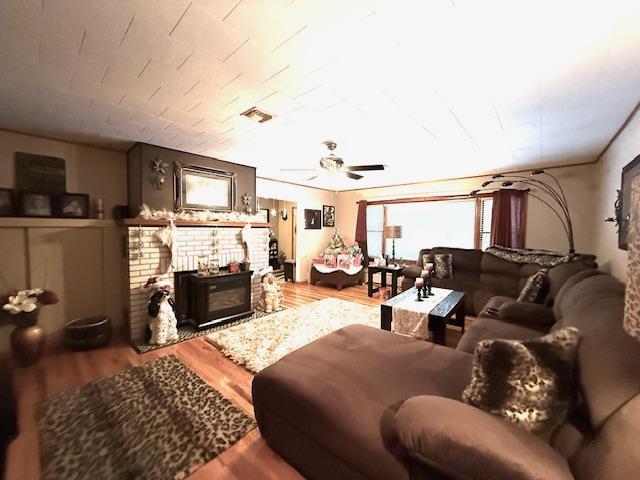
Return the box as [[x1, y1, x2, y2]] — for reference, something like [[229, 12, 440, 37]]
[[252, 325, 474, 480], [456, 316, 544, 354], [517, 268, 549, 303], [431, 247, 483, 275], [394, 396, 573, 480], [570, 393, 640, 480], [547, 262, 593, 301], [423, 253, 453, 279], [498, 301, 556, 327], [552, 269, 600, 320], [462, 327, 581, 433], [549, 274, 640, 430]]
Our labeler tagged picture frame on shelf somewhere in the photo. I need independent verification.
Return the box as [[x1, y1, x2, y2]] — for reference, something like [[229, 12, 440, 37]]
[[322, 205, 335, 227], [20, 192, 53, 218], [57, 193, 90, 218], [304, 209, 321, 229], [0, 189, 14, 217], [618, 153, 640, 250]]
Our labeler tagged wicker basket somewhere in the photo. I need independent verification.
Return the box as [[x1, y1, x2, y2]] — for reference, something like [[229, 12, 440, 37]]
[[64, 316, 112, 350]]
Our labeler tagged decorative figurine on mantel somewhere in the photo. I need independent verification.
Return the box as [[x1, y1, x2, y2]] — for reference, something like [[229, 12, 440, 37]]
[[145, 277, 178, 345]]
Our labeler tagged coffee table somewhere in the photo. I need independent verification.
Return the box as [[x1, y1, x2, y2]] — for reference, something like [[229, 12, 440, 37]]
[[380, 287, 465, 345]]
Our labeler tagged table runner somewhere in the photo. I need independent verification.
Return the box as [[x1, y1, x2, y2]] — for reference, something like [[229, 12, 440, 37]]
[[312, 264, 363, 275], [392, 287, 453, 339]]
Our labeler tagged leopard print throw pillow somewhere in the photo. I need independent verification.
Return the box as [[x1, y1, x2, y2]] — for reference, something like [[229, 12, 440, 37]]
[[517, 268, 549, 303], [462, 326, 581, 433], [422, 253, 453, 279]]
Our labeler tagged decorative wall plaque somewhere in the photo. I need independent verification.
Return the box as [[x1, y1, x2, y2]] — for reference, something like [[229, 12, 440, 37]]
[[15, 152, 66, 193]]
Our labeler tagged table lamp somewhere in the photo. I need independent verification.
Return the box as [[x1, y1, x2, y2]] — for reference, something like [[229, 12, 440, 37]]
[[383, 225, 402, 266]]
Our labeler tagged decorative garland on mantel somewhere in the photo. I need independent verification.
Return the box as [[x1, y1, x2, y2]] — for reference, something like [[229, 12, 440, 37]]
[[138, 204, 267, 223]]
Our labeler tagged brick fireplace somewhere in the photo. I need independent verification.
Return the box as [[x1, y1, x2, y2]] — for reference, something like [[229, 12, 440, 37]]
[[125, 222, 270, 342]]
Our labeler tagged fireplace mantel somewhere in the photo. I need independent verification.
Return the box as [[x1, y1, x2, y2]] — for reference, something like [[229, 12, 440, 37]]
[[122, 218, 270, 228]]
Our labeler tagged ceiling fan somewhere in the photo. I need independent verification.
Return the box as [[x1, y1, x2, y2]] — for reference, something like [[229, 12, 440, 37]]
[[281, 141, 386, 181]]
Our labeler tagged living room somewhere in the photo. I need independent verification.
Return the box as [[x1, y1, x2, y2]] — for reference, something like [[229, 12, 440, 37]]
[[1, 1, 639, 479]]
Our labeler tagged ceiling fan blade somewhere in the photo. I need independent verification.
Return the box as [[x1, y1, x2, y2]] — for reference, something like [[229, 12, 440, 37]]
[[307, 175, 319, 181], [345, 171, 363, 180], [346, 164, 385, 172]]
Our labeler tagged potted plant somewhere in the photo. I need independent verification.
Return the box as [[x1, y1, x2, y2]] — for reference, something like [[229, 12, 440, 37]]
[[1, 288, 58, 366]]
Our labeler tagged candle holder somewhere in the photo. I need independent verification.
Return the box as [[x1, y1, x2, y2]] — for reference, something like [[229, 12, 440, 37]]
[[415, 278, 424, 301]]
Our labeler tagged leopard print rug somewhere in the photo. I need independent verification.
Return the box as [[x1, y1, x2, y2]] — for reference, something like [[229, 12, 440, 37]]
[[37, 355, 255, 480]]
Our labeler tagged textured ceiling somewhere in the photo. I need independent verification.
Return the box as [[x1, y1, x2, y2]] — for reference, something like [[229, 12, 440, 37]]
[[0, 0, 639, 190]]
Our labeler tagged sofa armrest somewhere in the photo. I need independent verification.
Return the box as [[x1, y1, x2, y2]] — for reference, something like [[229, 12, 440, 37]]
[[402, 265, 422, 279], [498, 301, 556, 327], [394, 396, 573, 480]]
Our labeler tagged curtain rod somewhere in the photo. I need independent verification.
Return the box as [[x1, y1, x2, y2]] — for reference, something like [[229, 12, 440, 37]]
[[356, 192, 493, 204]]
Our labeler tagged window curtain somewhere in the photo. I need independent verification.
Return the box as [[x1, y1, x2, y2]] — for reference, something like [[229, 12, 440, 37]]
[[490, 189, 528, 249], [355, 200, 368, 262]]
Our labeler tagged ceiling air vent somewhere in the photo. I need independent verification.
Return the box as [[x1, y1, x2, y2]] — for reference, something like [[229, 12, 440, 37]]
[[240, 106, 273, 123]]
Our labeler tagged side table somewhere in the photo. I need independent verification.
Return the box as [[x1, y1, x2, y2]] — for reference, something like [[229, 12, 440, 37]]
[[368, 264, 405, 297]]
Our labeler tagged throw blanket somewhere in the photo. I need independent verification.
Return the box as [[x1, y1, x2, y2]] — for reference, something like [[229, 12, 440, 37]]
[[485, 246, 573, 267]]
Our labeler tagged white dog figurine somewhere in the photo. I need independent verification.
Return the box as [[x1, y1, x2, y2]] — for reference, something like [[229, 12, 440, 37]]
[[262, 273, 282, 313], [147, 281, 179, 345]]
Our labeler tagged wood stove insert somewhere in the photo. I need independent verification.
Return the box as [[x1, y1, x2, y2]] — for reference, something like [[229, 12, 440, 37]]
[[175, 269, 254, 329]]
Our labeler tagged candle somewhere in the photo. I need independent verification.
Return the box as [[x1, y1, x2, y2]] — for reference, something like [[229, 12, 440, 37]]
[[415, 278, 424, 288], [425, 262, 434, 271]]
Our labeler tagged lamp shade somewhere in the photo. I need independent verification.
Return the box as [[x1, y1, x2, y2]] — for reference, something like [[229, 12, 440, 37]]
[[383, 225, 402, 239], [624, 176, 640, 341]]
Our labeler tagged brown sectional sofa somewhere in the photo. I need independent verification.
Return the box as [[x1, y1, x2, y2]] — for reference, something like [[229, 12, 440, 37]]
[[253, 260, 640, 479], [401, 247, 596, 315]]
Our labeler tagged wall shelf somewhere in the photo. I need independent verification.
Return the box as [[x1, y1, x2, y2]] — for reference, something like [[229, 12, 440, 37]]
[[121, 218, 270, 228], [0, 218, 118, 228]]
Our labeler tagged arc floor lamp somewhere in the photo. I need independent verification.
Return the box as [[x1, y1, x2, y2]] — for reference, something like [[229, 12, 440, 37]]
[[469, 169, 575, 254]]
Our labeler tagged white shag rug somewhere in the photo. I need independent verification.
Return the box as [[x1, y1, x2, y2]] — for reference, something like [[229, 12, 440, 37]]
[[206, 298, 379, 372]]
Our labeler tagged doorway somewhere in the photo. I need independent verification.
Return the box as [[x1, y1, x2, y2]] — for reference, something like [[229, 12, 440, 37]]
[[258, 197, 297, 279]]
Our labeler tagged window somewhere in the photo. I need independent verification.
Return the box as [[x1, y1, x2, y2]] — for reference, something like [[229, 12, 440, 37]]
[[479, 197, 493, 251], [366, 196, 493, 261], [366, 204, 384, 257]]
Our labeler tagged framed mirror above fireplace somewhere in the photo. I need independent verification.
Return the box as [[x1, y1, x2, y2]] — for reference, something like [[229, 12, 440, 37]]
[[174, 160, 237, 211]]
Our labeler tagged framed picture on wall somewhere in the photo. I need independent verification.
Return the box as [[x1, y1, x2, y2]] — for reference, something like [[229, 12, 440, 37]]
[[20, 192, 53, 217], [57, 193, 90, 218], [0, 189, 14, 216], [260, 208, 270, 223], [618, 153, 640, 250], [304, 209, 321, 229], [323, 205, 335, 227]]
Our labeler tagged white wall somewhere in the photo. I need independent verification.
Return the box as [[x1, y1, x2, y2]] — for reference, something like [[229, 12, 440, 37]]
[[336, 163, 597, 258], [591, 110, 640, 281], [257, 178, 337, 281]]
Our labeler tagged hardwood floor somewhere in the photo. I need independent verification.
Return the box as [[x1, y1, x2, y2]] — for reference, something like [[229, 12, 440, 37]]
[[5, 282, 464, 480]]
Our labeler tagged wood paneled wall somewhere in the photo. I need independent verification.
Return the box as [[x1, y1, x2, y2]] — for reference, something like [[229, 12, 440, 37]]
[[0, 221, 125, 354]]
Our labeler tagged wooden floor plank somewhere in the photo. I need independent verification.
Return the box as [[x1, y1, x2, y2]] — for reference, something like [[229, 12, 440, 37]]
[[5, 281, 464, 479]]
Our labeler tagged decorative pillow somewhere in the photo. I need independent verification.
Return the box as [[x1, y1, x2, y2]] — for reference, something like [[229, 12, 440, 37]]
[[517, 269, 549, 303], [422, 253, 453, 279], [462, 327, 581, 433]]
